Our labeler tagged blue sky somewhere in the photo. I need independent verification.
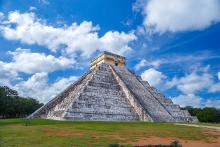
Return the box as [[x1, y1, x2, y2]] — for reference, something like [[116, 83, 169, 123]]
[[0, 0, 220, 108]]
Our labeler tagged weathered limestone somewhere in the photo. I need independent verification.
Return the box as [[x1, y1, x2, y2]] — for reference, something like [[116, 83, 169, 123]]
[[29, 52, 197, 122]]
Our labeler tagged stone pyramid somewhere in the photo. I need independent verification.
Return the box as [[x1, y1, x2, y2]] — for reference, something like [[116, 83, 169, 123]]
[[29, 52, 197, 122]]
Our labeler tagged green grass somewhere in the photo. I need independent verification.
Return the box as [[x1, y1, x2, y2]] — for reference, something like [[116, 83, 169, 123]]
[[0, 119, 219, 147], [194, 122, 220, 127]]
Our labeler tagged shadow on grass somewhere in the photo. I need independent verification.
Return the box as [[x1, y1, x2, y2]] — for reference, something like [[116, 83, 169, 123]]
[[109, 140, 182, 147]]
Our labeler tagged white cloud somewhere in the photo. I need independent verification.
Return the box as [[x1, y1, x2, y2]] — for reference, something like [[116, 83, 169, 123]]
[[1, 48, 73, 74], [141, 68, 166, 87], [134, 53, 219, 70], [135, 59, 162, 70], [209, 83, 220, 93], [143, 0, 220, 32], [172, 94, 220, 108], [135, 59, 147, 70], [132, 0, 146, 13], [218, 72, 220, 80], [172, 94, 202, 108], [14, 72, 78, 103], [205, 99, 220, 108], [0, 12, 4, 20], [38, 0, 49, 5], [169, 72, 213, 94], [0, 61, 18, 86], [0, 11, 136, 58], [29, 6, 37, 11]]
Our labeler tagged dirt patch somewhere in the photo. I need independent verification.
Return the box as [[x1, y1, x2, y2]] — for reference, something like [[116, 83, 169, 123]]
[[43, 128, 84, 137], [128, 136, 220, 147], [88, 132, 127, 141], [203, 128, 220, 136]]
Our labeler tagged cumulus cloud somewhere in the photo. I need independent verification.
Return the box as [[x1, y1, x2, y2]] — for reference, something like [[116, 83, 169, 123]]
[[143, 0, 220, 32], [14, 72, 78, 103], [172, 94, 202, 108], [29, 6, 37, 11], [135, 59, 147, 70], [218, 72, 220, 80], [0, 11, 136, 58], [0, 61, 18, 86], [205, 99, 220, 108], [0, 12, 4, 20], [38, 0, 50, 5], [0, 48, 73, 74], [135, 59, 162, 70], [170, 72, 213, 94], [172, 94, 220, 108], [209, 83, 220, 93], [141, 68, 166, 87], [134, 53, 220, 71]]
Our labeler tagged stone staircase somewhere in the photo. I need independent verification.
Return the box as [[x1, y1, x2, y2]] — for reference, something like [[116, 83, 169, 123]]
[[111, 65, 175, 122], [63, 63, 139, 120]]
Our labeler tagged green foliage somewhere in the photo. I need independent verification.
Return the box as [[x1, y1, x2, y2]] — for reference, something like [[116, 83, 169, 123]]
[[184, 106, 220, 123], [0, 86, 43, 118], [170, 140, 182, 147]]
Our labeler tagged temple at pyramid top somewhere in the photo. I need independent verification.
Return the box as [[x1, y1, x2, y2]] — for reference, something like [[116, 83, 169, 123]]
[[29, 51, 198, 122], [90, 51, 126, 69]]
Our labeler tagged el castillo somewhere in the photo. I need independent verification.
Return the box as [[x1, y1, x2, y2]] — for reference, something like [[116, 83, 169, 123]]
[[29, 51, 198, 122]]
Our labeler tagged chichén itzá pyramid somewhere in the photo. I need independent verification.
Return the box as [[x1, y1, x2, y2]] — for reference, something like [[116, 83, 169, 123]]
[[29, 51, 198, 122]]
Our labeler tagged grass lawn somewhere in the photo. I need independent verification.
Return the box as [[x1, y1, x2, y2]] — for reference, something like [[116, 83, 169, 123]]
[[0, 119, 219, 147], [194, 122, 220, 127]]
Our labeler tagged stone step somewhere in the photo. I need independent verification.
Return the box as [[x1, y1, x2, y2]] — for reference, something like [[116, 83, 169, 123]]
[[84, 86, 123, 95], [92, 75, 117, 83], [88, 80, 118, 86], [64, 112, 139, 120], [78, 95, 129, 104], [88, 81, 121, 90], [67, 108, 136, 115], [71, 100, 134, 109], [79, 90, 124, 97]]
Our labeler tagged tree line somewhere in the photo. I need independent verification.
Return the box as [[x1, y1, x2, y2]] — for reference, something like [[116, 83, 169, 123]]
[[184, 106, 220, 123], [0, 86, 43, 118]]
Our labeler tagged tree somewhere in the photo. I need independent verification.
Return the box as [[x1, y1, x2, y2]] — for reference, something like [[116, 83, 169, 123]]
[[0, 86, 43, 118], [184, 106, 220, 123]]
